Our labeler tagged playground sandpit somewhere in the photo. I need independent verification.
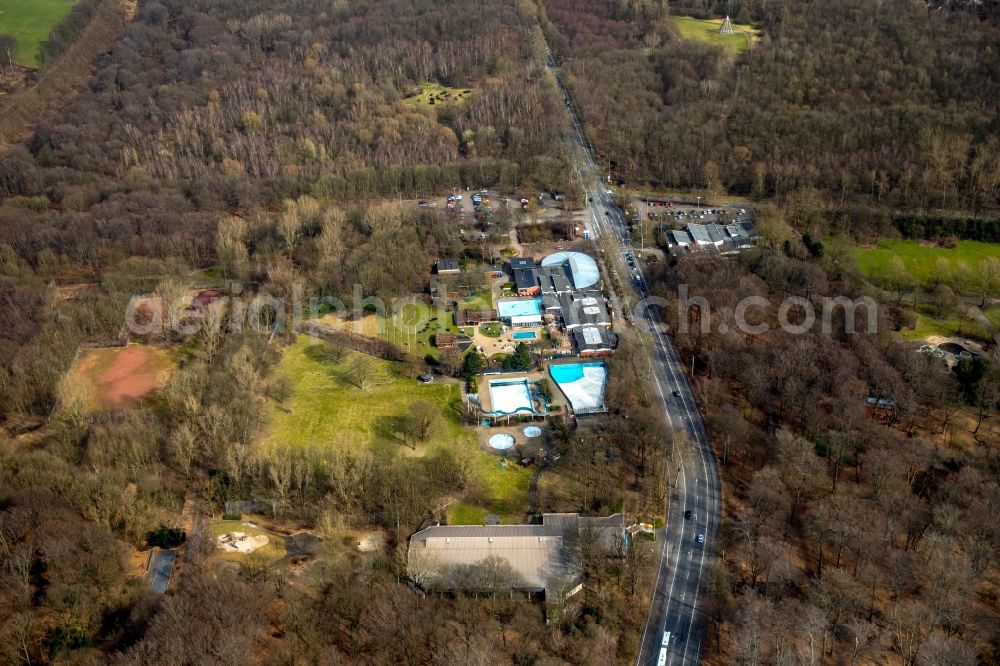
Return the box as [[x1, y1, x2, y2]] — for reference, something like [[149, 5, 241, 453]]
[[217, 531, 269, 554], [489, 433, 516, 450]]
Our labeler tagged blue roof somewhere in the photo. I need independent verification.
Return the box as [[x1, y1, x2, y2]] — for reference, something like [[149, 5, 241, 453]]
[[497, 299, 542, 318]]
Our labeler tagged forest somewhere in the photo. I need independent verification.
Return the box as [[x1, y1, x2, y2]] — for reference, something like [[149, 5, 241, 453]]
[[0, 0, 663, 662], [641, 209, 1000, 664], [540, 0, 1000, 216], [0, 0, 998, 663], [540, 0, 1000, 662]]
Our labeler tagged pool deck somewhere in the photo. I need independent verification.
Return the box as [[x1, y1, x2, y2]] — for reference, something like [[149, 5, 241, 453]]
[[470, 324, 549, 358], [475, 371, 568, 415], [477, 424, 549, 456]]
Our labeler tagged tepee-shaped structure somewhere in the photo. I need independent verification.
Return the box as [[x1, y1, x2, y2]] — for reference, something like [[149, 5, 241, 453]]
[[719, 15, 735, 35]]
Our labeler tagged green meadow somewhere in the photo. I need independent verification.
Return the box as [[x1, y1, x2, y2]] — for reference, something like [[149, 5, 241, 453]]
[[854, 239, 999, 287], [669, 16, 760, 56], [265, 336, 530, 522], [0, 0, 76, 67]]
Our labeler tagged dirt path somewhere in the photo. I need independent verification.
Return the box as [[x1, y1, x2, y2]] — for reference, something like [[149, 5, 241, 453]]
[[0, 0, 137, 144]]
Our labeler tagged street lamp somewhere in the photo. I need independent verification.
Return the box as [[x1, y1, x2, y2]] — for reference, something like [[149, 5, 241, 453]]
[[696, 196, 701, 210]]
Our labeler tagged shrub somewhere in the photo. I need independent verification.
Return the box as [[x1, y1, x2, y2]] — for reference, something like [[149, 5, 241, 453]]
[[147, 525, 186, 548]]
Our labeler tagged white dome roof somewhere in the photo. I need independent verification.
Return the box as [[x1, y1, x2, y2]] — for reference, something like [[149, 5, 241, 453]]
[[541, 251, 599, 289]]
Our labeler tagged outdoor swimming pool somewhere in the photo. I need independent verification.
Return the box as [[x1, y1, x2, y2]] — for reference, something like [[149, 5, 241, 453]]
[[512, 331, 537, 340], [496, 299, 542, 318], [488, 433, 515, 450], [487, 378, 535, 414], [549, 362, 608, 413]]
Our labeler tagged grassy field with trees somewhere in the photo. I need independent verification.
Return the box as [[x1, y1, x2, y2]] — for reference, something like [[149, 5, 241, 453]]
[[265, 335, 532, 521], [0, 0, 75, 66], [854, 239, 999, 286], [668, 15, 758, 55]]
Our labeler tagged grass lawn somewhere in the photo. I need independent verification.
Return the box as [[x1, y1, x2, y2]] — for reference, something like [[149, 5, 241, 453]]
[[314, 306, 471, 359], [266, 336, 531, 520], [383, 305, 472, 358], [0, 0, 76, 67], [900, 310, 992, 342], [669, 16, 760, 55], [479, 322, 502, 337], [985, 306, 1000, 329], [447, 503, 489, 525], [854, 239, 999, 289], [461, 289, 493, 312], [405, 82, 474, 107]]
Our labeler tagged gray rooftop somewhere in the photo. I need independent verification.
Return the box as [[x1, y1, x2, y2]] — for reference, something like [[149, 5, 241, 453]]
[[572, 326, 618, 353], [408, 513, 624, 596]]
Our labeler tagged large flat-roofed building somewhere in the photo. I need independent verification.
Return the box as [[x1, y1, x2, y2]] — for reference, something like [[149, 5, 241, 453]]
[[668, 221, 757, 255], [504, 252, 616, 356], [572, 326, 618, 357], [509, 257, 540, 296], [496, 298, 543, 327], [407, 513, 625, 599], [544, 291, 612, 330], [508, 252, 601, 296]]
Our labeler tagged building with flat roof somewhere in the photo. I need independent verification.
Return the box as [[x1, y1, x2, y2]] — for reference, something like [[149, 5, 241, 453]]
[[504, 253, 616, 356], [544, 291, 612, 330], [497, 298, 543, 327], [407, 513, 624, 599], [436, 258, 460, 274], [668, 221, 757, 256], [508, 252, 601, 296], [572, 326, 618, 357]]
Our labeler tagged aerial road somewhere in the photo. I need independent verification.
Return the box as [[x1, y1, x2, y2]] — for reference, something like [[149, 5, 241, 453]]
[[543, 52, 723, 666]]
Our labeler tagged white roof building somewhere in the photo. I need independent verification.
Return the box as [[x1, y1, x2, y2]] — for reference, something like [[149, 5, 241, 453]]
[[408, 513, 624, 599]]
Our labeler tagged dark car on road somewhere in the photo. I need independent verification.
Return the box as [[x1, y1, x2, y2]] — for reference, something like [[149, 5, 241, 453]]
[[684, 510, 692, 520]]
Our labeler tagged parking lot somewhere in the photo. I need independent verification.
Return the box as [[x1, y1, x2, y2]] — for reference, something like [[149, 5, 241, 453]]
[[639, 199, 752, 226]]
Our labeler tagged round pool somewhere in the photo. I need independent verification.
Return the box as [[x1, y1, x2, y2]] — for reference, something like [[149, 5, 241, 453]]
[[489, 433, 515, 450], [522, 425, 542, 438]]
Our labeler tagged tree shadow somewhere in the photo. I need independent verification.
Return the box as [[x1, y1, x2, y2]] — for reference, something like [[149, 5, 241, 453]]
[[303, 342, 346, 366], [372, 414, 409, 446]]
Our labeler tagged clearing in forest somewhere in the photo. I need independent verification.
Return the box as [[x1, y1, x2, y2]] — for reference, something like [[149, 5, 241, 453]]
[[854, 239, 999, 286], [63, 344, 178, 413], [404, 82, 474, 107], [0, 0, 76, 67], [265, 336, 531, 520], [208, 521, 286, 564], [669, 15, 760, 55]]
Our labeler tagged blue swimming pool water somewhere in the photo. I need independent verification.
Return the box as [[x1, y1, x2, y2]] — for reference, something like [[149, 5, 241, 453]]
[[497, 299, 542, 318], [512, 331, 536, 340], [549, 362, 604, 383]]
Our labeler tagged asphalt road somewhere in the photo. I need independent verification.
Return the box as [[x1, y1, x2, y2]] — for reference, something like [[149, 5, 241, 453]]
[[543, 52, 723, 666]]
